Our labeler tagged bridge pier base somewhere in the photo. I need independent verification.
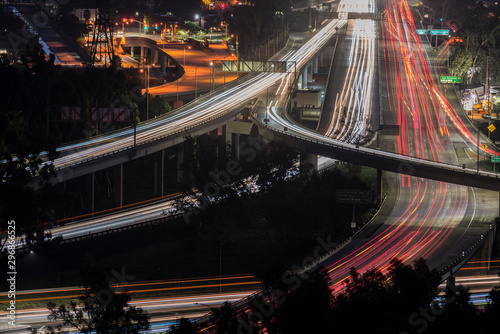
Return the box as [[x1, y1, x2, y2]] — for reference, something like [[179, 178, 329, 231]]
[[114, 163, 123, 208]]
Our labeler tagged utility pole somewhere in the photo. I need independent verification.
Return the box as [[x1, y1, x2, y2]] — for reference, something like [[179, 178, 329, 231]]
[[477, 124, 480, 174], [487, 56, 491, 138]]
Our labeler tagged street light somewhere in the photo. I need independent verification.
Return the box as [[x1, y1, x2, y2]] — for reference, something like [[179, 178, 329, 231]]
[[194, 302, 212, 311], [125, 18, 143, 36], [194, 65, 201, 99], [141, 62, 154, 119], [209, 61, 214, 91]]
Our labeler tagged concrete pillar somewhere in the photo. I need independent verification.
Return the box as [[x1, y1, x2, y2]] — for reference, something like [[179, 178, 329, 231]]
[[153, 49, 159, 64], [302, 66, 308, 89], [298, 74, 303, 90], [89, 172, 95, 213], [130, 46, 134, 58], [227, 132, 240, 160], [161, 55, 166, 75], [154, 150, 164, 197], [140, 47, 144, 61], [377, 169, 383, 205], [300, 152, 316, 175], [114, 163, 123, 207], [319, 52, 324, 67], [314, 57, 319, 73], [446, 276, 455, 292], [307, 153, 317, 171], [177, 146, 184, 183]]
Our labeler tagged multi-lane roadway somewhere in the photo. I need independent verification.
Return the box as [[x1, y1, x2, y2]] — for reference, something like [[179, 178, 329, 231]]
[[257, 0, 497, 295]]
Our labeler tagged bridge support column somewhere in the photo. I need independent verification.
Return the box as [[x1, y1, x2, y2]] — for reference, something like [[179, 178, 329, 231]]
[[153, 49, 158, 64], [177, 146, 184, 183], [227, 131, 240, 160], [314, 57, 319, 73], [300, 152, 317, 175], [88, 172, 95, 213], [140, 47, 144, 61], [307, 153, 317, 171], [154, 150, 164, 197], [377, 169, 383, 205], [446, 276, 455, 292], [302, 66, 308, 89], [114, 163, 123, 208], [130, 46, 134, 58], [161, 54, 166, 75]]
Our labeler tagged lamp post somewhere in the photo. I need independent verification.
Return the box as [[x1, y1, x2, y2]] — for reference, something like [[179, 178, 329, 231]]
[[210, 61, 214, 91], [176, 71, 179, 107], [194, 303, 212, 311], [194, 65, 201, 99], [183, 45, 191, 67]]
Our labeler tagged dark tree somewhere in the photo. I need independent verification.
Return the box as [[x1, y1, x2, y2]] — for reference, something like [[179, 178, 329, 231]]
[[170, 317, 197, 334], [33, 272, 149, 334]]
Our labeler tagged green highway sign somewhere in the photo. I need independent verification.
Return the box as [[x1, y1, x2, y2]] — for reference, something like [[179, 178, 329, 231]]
[[430, 29, 449, 35], [415, 29, 450, 35], [492, 156, 500, 163], [440, 76, 462, 83]]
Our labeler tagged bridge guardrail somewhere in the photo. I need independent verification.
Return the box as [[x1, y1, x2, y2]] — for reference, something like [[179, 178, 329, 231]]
[[439, 220, 497, 282]]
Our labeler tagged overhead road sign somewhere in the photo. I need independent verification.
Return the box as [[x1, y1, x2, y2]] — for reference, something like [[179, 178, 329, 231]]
[[440, 76, 462, 83], [492, 156, 500, 163]]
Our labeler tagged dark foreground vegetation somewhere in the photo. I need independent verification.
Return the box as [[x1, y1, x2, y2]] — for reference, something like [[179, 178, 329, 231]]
[[172, 258, 500, 334]]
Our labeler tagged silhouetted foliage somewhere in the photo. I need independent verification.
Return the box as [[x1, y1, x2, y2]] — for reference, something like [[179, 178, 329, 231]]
[[32, 268, 150, 334]]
